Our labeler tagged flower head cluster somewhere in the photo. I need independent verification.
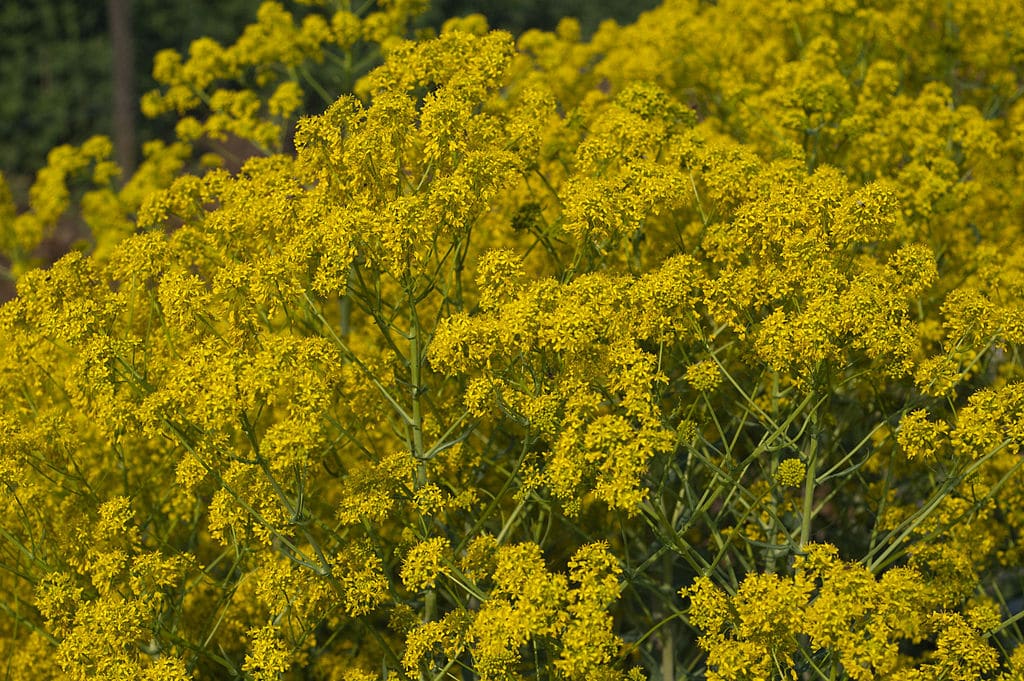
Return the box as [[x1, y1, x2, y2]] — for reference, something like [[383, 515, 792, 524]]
[[5, 0, 1024, 679]]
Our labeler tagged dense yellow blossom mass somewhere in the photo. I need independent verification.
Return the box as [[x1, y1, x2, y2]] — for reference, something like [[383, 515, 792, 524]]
[[3, 0, 1024, 678]]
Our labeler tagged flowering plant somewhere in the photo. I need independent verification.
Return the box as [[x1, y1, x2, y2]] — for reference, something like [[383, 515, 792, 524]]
[[4, 1, 1024, 679]]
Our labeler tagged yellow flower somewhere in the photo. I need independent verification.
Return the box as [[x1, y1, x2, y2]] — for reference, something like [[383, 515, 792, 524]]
[[897, 409, 949, 460], [243, 625, 292, 681], [685, 359, 722, 392], [401, 537, 450, 592], [774, 458, 806, 487]]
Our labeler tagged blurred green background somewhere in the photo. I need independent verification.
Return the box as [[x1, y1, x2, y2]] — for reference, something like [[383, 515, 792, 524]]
[[0, 0, 659, 184]]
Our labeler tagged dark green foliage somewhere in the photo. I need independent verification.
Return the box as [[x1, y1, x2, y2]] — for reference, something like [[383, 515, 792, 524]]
[[422, 0, 660, 36], [0, 0, 261, 179], [0, 3, 112, 176], [0, 0, 657, 180]]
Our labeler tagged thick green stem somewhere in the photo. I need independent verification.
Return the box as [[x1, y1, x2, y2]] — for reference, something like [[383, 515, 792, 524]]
[[408, 292, 426, 489], [799, 410, 819, 549], [660, 553, 675, 681]]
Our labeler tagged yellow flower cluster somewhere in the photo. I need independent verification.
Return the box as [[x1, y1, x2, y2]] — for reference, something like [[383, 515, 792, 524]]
[[774, 458, 806, 488], [686, 544, 1007, 681], [4, 0, 1024, 678], [402, 541, 634, 680]]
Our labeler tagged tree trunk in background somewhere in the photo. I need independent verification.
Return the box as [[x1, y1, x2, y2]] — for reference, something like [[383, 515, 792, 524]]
[[107, 0, 136, 174]]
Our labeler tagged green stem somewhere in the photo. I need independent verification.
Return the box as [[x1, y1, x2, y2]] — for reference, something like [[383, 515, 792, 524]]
[[800, 409, 819, 549], [660, 553, 675, 681], [408, 285, 427, 490]]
